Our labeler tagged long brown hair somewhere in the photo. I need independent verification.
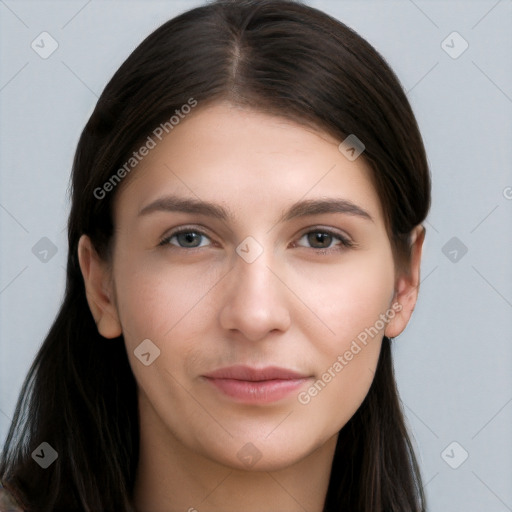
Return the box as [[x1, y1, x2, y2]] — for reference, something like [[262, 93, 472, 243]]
[[0, 1, 430, 510]]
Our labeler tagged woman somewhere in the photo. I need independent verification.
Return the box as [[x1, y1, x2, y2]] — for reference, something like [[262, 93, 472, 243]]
[[0, 0, 431, 510]]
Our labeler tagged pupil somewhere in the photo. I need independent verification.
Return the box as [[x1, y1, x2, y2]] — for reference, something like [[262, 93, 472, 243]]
[[179, 232, 200, 247], [309, 232, 331, 248]]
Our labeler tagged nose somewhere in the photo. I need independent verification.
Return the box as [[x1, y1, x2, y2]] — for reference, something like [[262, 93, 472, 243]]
[[218, 246, 291, 342]]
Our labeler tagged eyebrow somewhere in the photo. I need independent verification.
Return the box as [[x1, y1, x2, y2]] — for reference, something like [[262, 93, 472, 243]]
[[138, 194, 374, 223]]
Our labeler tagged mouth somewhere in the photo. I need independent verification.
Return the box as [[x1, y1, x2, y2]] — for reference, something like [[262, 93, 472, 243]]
[[202, 365, 312, 404]]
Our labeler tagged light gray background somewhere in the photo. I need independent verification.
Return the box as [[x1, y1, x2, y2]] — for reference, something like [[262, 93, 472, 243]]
[[1, 0, 511, 510]]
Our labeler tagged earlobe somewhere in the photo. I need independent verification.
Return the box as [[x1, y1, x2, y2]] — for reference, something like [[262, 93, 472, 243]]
[[77, 234, 122, 339], [385, 225, 425, 339]]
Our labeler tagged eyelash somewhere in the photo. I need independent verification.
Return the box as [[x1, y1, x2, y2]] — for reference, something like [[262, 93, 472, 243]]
[[158, 226, 355, 254]]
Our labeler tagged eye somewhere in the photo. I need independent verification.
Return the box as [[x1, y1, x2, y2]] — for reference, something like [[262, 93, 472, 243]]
[[295, 228, 354, 253], [158, 228, 212, 249], [158, 226, 354, 253]]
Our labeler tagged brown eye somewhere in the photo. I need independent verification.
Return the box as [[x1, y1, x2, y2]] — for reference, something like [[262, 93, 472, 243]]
[[307, 232, 332, 249], [296, 229, 353, 252]]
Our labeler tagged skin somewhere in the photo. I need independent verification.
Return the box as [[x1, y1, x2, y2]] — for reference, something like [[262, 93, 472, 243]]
[[78, 101, 424, 512]]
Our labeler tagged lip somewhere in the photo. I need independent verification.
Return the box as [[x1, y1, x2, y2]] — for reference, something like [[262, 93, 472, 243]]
[[202, 365, 311, 404]]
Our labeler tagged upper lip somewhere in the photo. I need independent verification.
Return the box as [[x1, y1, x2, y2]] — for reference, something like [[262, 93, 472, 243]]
[[203, 365, 309, 381]]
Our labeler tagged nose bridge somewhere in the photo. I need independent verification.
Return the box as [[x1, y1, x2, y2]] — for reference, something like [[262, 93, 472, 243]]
[[236, 242, 274, 295], [218, 235, 291, 339], [232, 237, 280, 307]]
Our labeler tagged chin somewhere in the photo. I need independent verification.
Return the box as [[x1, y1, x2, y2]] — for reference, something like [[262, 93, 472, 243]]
[[202, 433, 326, 473]]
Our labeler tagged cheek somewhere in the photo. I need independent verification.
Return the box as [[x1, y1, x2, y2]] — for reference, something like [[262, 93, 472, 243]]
[[113, 254, 224, 359], [112, 260, 222, 423], [295, 336, 383, 440], [290, 251, 394, 427], [293, 247, 395, 351]]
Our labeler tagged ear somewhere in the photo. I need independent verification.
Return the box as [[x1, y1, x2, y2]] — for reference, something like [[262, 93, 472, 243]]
[[77, 234, 122, 339], [385, 225, 425, 339]]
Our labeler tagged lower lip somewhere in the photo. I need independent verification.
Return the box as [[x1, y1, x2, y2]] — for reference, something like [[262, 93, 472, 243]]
[[204, 377, 309, 404]]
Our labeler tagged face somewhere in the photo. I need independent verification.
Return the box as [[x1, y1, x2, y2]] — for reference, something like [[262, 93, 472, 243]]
[[80, 101, 418, 472]]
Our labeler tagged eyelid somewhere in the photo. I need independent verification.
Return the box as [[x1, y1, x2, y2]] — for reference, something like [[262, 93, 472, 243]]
[[158, 225, 214, 247], [158, 225, 355, 252], [294, 226, 354, 250]]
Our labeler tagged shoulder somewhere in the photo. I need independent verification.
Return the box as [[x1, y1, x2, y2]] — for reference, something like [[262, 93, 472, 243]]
[[0, 481, 25, 512]]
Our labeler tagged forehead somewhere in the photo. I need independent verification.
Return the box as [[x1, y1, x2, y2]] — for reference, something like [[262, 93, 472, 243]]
[[112, 102, 384, 227]]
